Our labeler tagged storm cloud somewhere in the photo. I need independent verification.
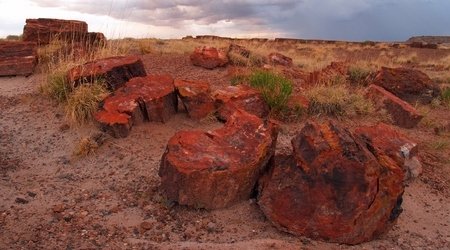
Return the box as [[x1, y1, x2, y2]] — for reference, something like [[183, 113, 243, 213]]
[[3, 0, 450, 41]]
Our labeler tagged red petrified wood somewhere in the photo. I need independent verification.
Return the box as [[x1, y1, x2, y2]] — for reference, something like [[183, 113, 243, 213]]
[[159, 110, 280, 209], [94, 75, 177, 138], [0, 41, 37, 77], [67, 56, 147, 90], [355, 123, 422, 180], [212, 85, 269, 121], [365, 84, 423, 128], [258, 120, 405, 245], [174, 79, 215, 119], [22, 18, 88, 45], [190, 46, 228, 69]]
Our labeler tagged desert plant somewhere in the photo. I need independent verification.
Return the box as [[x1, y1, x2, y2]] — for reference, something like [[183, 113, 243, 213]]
[[442, 88, 450, 108], [248, 70, 293, 117], [75, 132, 106, 156], [348, 66, 375, 87], [305, 84, 373, 118], [39, 68, 72, 102], [65, 79, 110, 125]]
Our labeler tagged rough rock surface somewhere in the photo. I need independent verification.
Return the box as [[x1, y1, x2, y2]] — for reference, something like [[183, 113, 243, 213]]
[[67, 56, 147, 90], [308, 61, 348, 85], [95, 75, 177, 138], [213, 84, 269, 121], [174, 79, 215, 119], [258, 120, 405, 244], [0, 42, 37, 77], [369, 66, 440, 104], [190, 46, 228, 69], [365, 84, 423, 128], [355, 123, 422, 180], [22, 18, 88, 45], [268, 52, 293, 67], [159, 110, 279, 210]]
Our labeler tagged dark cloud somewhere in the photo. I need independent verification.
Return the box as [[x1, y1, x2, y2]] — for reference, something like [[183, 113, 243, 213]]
[[27, 0, 450, 41]]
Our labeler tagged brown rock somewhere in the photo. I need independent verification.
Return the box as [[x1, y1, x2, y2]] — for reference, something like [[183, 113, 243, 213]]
[[365, 84, 423, 128], [174, 79, 215, 119], [22, 18, 88, 45], [140, 221, 153, 230], [268, 52, 293, 67], [258, 120, 404, 244], [0, 41, 37, 76], [190, 46, 228, 69], [355, 123, 422, 180], [159, 110, 279, 209], [95, 75, 177, 138], [213, 85, 269, 121], [67, 56, 147, 90], [369, 66, 440, 104]]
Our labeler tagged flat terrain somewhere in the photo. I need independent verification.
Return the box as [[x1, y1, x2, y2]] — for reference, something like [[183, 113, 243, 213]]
[[1, 46, 450, 249]]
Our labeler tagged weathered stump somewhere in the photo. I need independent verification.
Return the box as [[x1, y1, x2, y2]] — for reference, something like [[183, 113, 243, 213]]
[[190, 46, 228, 69], [159, 110, 279, 209], [258, 120, 405, 244]]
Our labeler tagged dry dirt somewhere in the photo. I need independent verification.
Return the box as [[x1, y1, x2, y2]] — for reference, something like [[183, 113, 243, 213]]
[[1, 53, 450, 250]]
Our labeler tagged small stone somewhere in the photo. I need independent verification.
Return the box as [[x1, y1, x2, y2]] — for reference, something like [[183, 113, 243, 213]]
[[207, 222, 215, 231], [15, 197, 29, 204], [140, 221, 153, 230], [53, 204, 65, 213]]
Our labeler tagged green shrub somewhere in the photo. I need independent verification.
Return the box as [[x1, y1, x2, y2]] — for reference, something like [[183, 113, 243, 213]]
[[442, 88, 450, 108], [39, 69, 72, 102], [348, 66, 374, 87], [248, 70, 293, 116]]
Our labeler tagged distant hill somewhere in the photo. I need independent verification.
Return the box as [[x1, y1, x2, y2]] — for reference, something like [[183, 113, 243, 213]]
[[407, 36, 450, 44]]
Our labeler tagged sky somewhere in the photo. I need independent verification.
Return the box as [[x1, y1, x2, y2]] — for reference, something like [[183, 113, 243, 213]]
[[1, 0, 449, 42]]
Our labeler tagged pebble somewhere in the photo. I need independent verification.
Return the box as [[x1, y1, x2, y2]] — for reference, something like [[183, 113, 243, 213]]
[[140, 221, 153, 230]]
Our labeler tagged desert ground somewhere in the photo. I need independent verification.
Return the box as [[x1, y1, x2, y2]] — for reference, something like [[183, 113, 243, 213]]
[[1, 39, 450, 249]]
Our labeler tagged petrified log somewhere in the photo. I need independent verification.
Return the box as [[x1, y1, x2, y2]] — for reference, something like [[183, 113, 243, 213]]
[[213, 85, 269, 121], [174, 79, 215, 119], [95, 75, 177, 138], [159, 110, 279, 209], [22, 18, 88, 45], [258, 120, 405, 244], [365, 84, 423, 128], [355, 123, 422, 180], [369, 66, 440, 104], [67, 56, 147, 90], [0, 41, 37, 77]]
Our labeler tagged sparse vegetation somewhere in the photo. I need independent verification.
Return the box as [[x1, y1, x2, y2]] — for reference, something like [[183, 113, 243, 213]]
[[304, 84, 373, 118], [75, 132, 106, 156], [348, 66, 375, 87], [247, 69, 296, 118], [442, 88, 450, 108]]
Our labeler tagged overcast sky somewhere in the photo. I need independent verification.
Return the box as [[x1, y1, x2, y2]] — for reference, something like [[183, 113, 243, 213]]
[[1, 0, 449, 41]]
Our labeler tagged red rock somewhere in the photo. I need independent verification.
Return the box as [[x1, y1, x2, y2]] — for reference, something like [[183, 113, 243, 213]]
[[308, 61, 348, 86], [67, 56, 147, 90], [95, 74, 177, 137], [94, 110, 132, 138], [174, 79, 215, 119], [190, 46, 228, 69], [22, 18, 88, 45], [0, 41, 37, 76], [365, 84, 423, 128], [258, 120, 404, 244], [159, 110, 280, 209], [125, 75, 178, 123], [268, 52, 293, 67], [213, 85, 269, 121], [355, 123, 422, 180], [369, 67, 440, 103]]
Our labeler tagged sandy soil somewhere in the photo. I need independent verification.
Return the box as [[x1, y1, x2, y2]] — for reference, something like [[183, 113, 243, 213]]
[[1, 53, 450, 249]]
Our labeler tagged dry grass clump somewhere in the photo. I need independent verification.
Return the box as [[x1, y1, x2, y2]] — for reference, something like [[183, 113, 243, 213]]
[[65, 81, 110, 125], [304, 84, 373, 118], [75, 132, 107, 156]]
